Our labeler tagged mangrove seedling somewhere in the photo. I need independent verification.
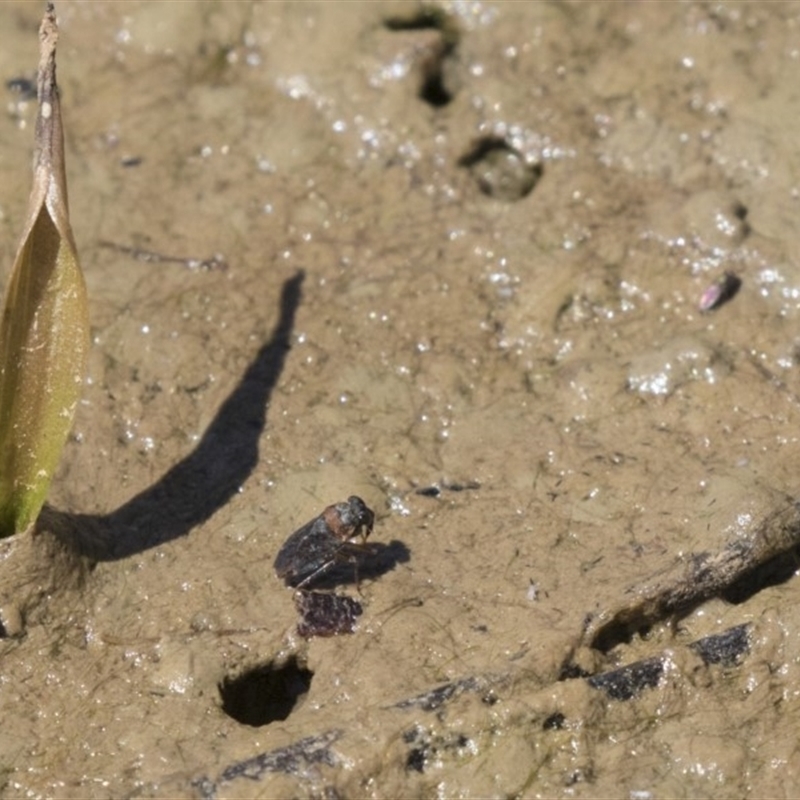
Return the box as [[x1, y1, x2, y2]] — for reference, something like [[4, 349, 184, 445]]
[[0, 4, 89, 537]]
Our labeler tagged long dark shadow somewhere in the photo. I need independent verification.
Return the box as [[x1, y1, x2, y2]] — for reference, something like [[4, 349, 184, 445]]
[[40, 271, 304, 561]]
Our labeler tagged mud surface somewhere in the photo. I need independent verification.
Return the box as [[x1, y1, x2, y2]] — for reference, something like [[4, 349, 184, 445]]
[[2, 2, 800, 797]]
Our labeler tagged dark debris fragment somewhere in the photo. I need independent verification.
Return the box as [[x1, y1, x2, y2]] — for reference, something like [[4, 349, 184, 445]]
[[585, 623, 752, 701], [587, 655, 664, 701], [194, 730, 343, 799], [401, 725, 474, 774], [393, 676, 484, 712], [220, 729, 343, 783], [295, 590, 363, 638], [688, 623, 750, 667]]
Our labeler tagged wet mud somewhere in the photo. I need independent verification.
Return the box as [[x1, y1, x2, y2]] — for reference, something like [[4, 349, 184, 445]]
[[2, 1, 800, 797]]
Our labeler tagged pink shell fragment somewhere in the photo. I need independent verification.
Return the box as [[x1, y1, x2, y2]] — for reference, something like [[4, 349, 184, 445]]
[[699, 272, 741, 312]]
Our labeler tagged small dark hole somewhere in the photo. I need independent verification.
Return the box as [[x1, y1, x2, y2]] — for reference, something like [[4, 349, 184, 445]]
[[721, 548, 800, 604], [403, 726, 423, 743], [6, 76, 36, 100], [567, 768, 592, 786], [406, 747, 427, 773], [590, 619, 651, 653], [219, 655, 313, 727], [420, 70, 452, 107], [384, 10, 459, 110], [384, 9, 446, 32], [543, 712, 566, 731], [557, 662, 591, 681]]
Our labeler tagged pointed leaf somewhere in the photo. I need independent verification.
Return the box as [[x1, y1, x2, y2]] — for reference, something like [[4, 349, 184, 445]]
[[0, 4, 89, 537]]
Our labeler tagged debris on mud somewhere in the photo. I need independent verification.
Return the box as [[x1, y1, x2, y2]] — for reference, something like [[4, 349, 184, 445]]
[[586, 624, 751, 701], [294, 590, 363, 638], [193, 729, 343, 799], [392, 675, 499, 712]]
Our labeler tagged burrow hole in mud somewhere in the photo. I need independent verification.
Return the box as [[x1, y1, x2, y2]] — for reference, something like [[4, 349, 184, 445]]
[[586, 545, 800, 655], [219, 655, 313, 727], [458, 136, 543, 202], [384, 9, 459, 108]]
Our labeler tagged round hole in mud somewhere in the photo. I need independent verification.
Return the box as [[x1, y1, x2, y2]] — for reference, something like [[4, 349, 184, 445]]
[[219, 655, 313, 727], [458, 136, 543, 201]]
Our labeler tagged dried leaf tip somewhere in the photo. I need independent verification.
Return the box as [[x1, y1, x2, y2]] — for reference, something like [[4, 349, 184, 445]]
[[40, 4, 58, 57], [38, 4, 58, 108], [0, 1, 89, 537], [33, 2, 67, 231], [33, 2, 71, 225]]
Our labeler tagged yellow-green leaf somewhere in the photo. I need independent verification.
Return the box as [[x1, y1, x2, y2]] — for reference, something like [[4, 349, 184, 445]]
[[0, 4, 89, 537]]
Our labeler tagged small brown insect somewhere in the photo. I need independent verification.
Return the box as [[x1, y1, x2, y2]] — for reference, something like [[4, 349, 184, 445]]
[[273, 496, 376, 589]]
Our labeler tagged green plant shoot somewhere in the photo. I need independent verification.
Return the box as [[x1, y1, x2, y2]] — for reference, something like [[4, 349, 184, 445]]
[[0, 4, 89, 537]]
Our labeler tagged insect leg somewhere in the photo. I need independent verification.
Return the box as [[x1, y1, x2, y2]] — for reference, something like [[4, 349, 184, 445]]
[[294, 558, 336, 590]]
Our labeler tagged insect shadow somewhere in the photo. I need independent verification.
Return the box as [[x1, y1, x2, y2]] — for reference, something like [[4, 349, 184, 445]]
[[305, 539, 411, 590]]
